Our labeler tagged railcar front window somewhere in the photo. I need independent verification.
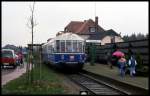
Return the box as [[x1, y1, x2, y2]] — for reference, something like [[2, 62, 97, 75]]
[[78, 42, 82, 52], [66, 40, 72, 52], [73, 40, 77, 52], [60, 40, 65, 52]]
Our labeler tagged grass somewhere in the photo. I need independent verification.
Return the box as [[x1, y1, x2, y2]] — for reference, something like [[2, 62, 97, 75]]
[[2, 53, 67, 95]]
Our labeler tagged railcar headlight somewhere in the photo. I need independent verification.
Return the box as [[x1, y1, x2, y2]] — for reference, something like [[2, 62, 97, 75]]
[[61, 55, 64, 60], [80, 55, 82, 60]]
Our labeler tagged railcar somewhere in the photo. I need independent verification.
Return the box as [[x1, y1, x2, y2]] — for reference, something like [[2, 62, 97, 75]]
[[42, 33, 86, 71]]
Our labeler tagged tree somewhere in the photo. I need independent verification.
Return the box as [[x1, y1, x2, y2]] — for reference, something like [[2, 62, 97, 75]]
[[146, 33, 149, 39], [27, 2, 38, 44], [136, 33, 145, 40], [26, 2, 38, 84], [122, 35, 129, 42], [129, 33, 136, 41]]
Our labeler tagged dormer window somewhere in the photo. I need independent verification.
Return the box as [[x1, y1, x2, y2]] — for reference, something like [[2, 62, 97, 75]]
[[90, 27, 96, 32]]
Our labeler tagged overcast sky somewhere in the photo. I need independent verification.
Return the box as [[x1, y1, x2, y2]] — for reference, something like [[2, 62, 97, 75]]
[[2, 2, 148, 47]]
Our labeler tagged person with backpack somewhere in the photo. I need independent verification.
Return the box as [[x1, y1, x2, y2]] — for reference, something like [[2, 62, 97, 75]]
[[128, 55, 137, 77]]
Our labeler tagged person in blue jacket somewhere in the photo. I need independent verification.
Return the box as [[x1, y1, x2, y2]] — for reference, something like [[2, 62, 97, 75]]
[[128, 55, 137, 77]]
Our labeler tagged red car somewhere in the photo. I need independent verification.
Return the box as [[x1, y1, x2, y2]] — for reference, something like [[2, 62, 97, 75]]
[[2, 49, 17, 68]]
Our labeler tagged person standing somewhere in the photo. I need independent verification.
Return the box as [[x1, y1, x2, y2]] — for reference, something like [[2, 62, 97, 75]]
[[118, 56, 126, 77], [128, 55, 137, 77], [107, 52, 113, 69]]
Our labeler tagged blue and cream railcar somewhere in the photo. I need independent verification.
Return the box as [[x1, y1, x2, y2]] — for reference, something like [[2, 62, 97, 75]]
[[42, 38, 55, 64], [42, 33, 86, 71]]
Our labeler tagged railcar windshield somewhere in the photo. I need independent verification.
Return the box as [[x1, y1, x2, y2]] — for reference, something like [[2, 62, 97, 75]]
[[78, 42, 82, 52], [55, 40, 84, 53], [66, 40, 72, 52], [73, 40, 78, 52], [60, 40, 65, 52]]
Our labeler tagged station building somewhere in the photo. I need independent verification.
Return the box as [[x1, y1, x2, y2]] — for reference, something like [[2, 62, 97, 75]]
[[56, 16, 124, 45]]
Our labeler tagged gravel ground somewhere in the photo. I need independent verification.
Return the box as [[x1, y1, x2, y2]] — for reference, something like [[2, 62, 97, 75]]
[[57, 72, 85, 95], [48, 69, 85, 95]]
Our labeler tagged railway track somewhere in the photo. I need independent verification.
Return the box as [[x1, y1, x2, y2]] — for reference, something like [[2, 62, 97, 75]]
[[81, 70, 148, 95], [68, 73, 127, 95]]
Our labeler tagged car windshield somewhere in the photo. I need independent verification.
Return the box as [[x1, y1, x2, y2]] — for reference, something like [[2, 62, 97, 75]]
[[2, 50, 13, 58]]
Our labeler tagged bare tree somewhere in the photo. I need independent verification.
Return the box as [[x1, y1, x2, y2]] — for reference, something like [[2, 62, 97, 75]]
[[27, 2, 38, 44], [26, 2, 38, 84]]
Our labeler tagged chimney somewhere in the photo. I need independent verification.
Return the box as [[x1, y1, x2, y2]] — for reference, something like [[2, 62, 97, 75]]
[[95, 16, 98, 32], [95, 16, 98, 26]]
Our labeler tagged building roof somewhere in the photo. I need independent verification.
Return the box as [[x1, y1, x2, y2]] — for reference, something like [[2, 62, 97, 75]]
[[62, 17, 121, 40], [64, 19, 105, 35], [88, 29, 120, 40], [65, 21, 84, 33], [105, 29, 120, 36]]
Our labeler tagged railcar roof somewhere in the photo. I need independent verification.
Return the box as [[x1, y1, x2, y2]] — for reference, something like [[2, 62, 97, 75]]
[[2, 49, 14, 51], [48, 38, 55, 44], [55, 33, 84, 41], [42, 38, 54, 46]]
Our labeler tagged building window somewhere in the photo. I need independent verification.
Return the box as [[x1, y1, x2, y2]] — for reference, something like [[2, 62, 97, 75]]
[[90, 27, 96, 32], [111, 36, 115, 43]]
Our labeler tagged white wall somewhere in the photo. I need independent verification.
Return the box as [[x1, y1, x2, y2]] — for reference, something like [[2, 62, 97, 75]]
[[114, 36, 124, 43], [79, 35, 90, 40], [101, 36, 124, 45]]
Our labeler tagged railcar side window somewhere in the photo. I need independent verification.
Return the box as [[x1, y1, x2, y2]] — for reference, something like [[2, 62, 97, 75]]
[[56, 40, 60, 52], [48, 45, 53, 53], [60, 40, 65, 52], [66, 40, 72, 52], [48, 45, 50, 52]]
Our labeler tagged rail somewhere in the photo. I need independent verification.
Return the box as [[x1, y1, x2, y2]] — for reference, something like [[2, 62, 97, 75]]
[[68, 73, 128, 95], [80, 70, 148, 95]]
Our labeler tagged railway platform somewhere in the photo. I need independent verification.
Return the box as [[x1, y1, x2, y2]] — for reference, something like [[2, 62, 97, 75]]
[[83, 63, 148, 90]]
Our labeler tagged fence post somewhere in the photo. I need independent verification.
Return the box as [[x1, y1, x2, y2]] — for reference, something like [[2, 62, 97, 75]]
[[90, 43, 96, 66]]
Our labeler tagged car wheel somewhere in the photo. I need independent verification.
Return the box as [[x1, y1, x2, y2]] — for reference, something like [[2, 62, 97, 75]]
[[1, 66, 4, 69], [13, 65, 17, 69]]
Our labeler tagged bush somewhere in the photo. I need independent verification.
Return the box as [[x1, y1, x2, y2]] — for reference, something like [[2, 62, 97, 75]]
[[136, 52, 143, 70], [135, 52, 148, 77]]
